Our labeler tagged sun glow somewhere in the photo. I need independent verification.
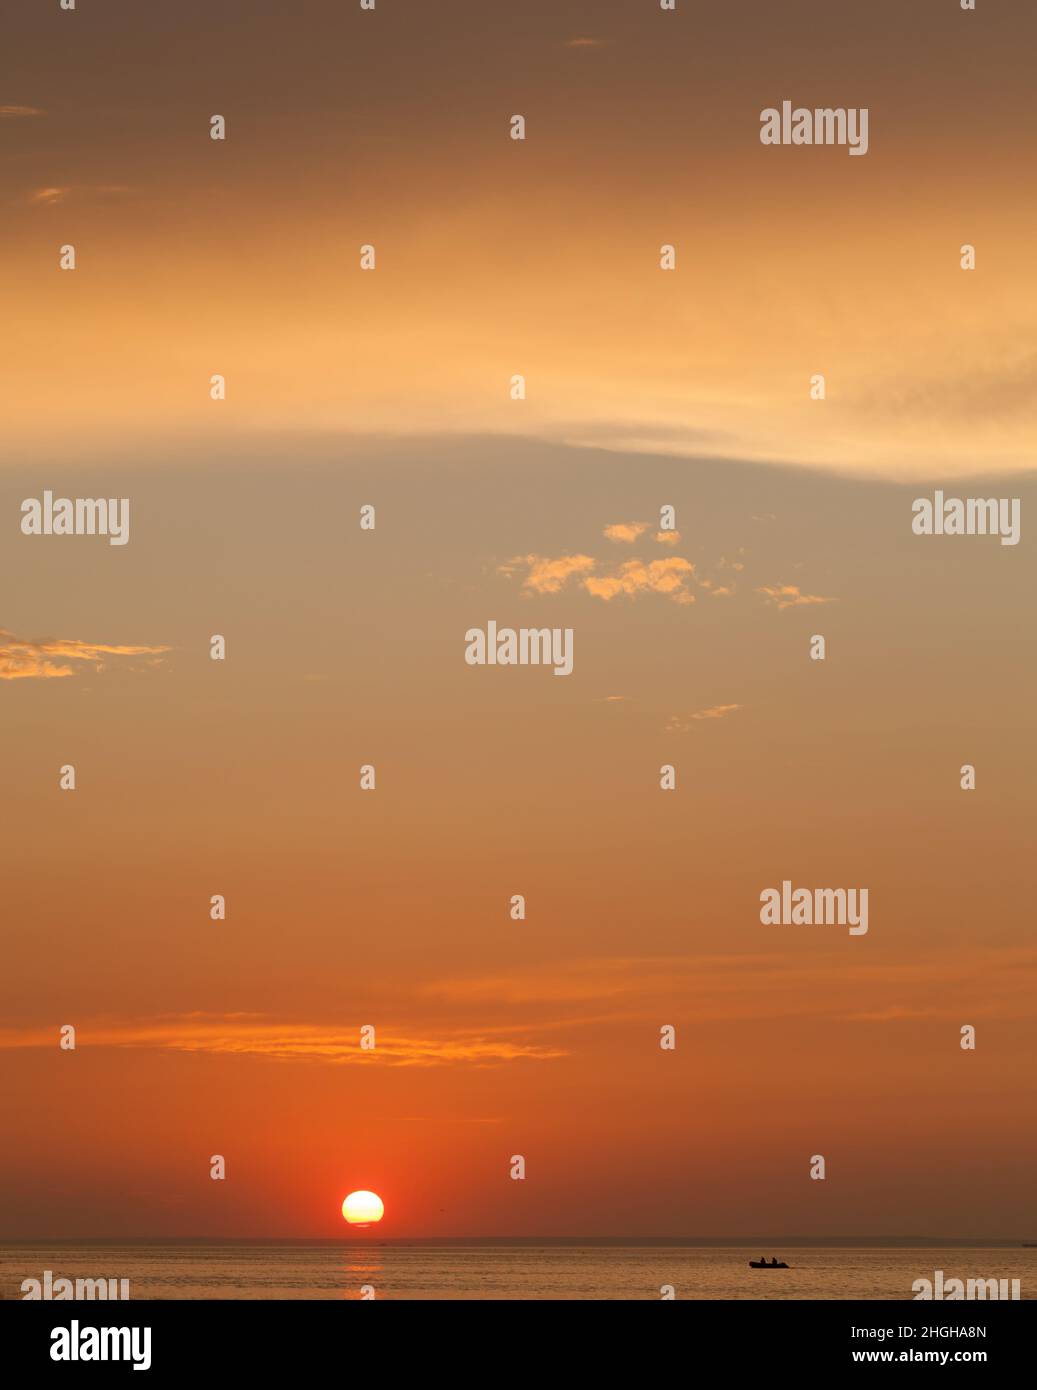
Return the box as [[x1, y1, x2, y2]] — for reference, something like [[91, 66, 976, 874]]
[[342, 1190, 384, 1227]]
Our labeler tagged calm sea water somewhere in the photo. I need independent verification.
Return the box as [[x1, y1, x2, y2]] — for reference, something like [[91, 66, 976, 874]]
[[1, 1244, 1034, 1300]]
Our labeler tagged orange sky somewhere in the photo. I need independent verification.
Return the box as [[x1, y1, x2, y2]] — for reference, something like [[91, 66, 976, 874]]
[[3, 0, 1035, 473], [2, 1, 1035, 1240]]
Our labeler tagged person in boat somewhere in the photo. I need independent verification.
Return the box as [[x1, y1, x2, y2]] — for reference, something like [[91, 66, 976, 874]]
[[771, 1257, 779, 1266]]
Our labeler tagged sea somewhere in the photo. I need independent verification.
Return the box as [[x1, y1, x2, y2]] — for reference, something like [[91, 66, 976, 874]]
[[1, 1243, 1034, 1300]]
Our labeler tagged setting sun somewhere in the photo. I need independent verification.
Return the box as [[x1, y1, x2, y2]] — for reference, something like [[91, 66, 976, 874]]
[[341, 1191, 385, 1227]]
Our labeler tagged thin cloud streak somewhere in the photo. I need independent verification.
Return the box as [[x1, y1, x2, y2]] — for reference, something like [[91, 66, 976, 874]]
[[756, 584, 837, 610], [0, 1015, 567, 1067], [0, 627, 170, 680], [421, 949, 1037, 1023], [666, 704, 742, 732]]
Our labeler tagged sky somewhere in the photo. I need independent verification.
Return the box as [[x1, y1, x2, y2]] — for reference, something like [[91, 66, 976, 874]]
[[3, 0, 1035, 474], [1, 1, 1035, 1242]]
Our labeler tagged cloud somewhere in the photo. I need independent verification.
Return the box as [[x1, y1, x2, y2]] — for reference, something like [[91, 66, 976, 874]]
[[0, 105, 45, 118], [501, 552, 697, 605], [497, 552, 595, 594], [0, 628, 171, 681], [603, 521, 650, 544], [420, 948, 1037, 1024], [28, 184, 129, 207], [5, 949, 1035, 1068], [604, 523, 682, 547], [564, 37, 611, 48], [666, 704, 742, 733], [756, 584, 837, 611], [583, 556, 695, 604], [549, 419, 731, 455], [0, 1013, 566, 1067]]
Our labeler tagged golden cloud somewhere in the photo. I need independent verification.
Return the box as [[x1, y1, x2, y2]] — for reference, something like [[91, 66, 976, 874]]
[[500, 552, 697, 604], [0, 628, 171, 681], [498, 553, 596, 594], [603, 521, 650, 543], [583, 556, 696, 604], [604, 523, 682, 546], [756, 584, 837, 610]]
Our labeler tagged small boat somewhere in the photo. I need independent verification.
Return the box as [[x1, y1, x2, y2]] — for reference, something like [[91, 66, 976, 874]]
[[749, 1260, 789, 1269]]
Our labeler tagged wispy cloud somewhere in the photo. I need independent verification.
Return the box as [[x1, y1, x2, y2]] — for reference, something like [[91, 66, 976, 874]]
[[756, 584, 837, 611], [29, 186, 68, 206], [0, 104, 45, 118], [28, 184, 129, 207], [0, 1013, 566, 1067], [666, 704, 742, 733], [5, 949, 1034, 1067], [497, 552, 595, 594], [604, 522, 681, 547], [421, 948, 1037, 1024], [0, 628, 170, 681]]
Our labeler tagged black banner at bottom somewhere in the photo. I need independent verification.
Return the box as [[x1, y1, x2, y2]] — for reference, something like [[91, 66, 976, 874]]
[[1, 1298, 1025, 1377]]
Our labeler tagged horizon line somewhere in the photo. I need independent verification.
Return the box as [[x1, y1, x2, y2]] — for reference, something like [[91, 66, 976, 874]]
[[4, 1235, 1034, 1247]]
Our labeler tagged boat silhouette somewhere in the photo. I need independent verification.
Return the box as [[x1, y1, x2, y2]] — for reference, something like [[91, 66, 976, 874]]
[[749, 1258, 790, 1269]]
